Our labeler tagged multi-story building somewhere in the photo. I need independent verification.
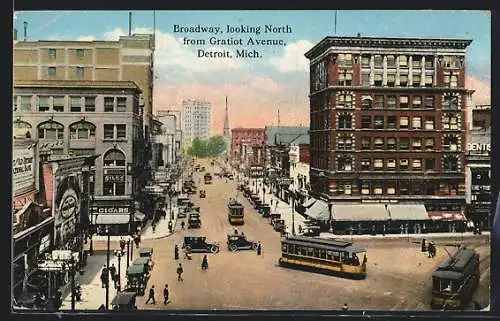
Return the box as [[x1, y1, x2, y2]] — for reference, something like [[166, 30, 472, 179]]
[[13, 34, 155, 161], [13, 80, 147, 235], [465, 105, 491, 230], [289, 143, 311, 203], [156, 109, 183, 166], [231, 127, 265, 166], [183, 100, 211, 144], [304, 36, 473, 230]]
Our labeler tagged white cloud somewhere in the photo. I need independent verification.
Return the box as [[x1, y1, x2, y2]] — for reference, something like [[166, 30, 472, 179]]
[[269, 40, 313, 73], [103, 27, 127, 41], [76, 35, 96, 41]]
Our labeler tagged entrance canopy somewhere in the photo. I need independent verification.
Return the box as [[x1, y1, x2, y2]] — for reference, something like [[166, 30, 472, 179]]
[[305, 199, 329, 221], [94, 214, 130, 225], [302, 198, 317, 208], [387, 204, 428, 220], [332, 204, 388, 221]]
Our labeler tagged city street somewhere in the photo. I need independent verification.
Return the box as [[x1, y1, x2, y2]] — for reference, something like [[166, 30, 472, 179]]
[[132, 159, 491, 311]]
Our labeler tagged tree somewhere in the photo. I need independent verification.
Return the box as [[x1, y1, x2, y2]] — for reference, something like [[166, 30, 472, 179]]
[[188, 136, 226, 158]]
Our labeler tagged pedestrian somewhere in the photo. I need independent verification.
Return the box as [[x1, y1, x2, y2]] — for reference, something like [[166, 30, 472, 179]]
[[109, 263, 117, 281], [119, 237, 126, 253], [421, 239, 427, 252], [100, 266, 108, 288], [174, 244, 179, 260], [270, 199, 273, 206], [257, 241, 262, 256], [152, 221, 156, 233], [181, 221, 185, 230], [168, 220, 173, 233], [201, 254, 208, 270], [145, 285, 156, 304], [177, 263, 184, 281], [342, 303, 349, 311], [234, 228, 238, 235], [134, 235, 141, 248], [163, 284, 169, 305], [162, 209, 167, 220]]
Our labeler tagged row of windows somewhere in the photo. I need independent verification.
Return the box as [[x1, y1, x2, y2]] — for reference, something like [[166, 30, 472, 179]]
[[13, 120, 127, 140], [331, 181, 462, 197], [357, 114, 460, 130], [47, 48, 86, 60], [346, 156, 460, 171], [46, 66, 86, 78], [335, 95, 459, 110], [14, 95, 129, 113], [339, 54, 462, 70], [355, 135, 460, 151]]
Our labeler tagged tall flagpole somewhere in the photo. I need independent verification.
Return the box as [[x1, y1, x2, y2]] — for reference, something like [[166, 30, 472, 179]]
[[334, 10, 338, 35]]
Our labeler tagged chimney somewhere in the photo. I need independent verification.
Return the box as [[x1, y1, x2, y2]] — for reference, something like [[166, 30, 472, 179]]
[[24, 21, 27, 41], [128, 12, 132, 36], [357, 32, 361, 37], [13, 28, 17, 40]]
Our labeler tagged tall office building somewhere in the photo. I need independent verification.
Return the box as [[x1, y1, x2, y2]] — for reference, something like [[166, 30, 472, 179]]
[[183, 99, 211, 144]]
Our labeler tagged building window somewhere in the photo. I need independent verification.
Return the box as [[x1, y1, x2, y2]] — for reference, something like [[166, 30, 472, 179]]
[[387, 185, 396, 195], [399, 55, 408, 67], [412, 117, 422, 129], [399, 74, 408, 87], [361, 137, 371, 150], [425, 158, 435, 170], [117, 97, 127, 112], [116, 124, 126, 139], [362, 73, 370, 86], [374, 116, 384, 129], [443, 113, 459, 130], [70, 97, 82, 112], [424, 96, 435, 109], [387, 137, 396, 150], [338, 113, 352, 129], [387, 116, 397, 129], [374, 159, 384, 170], [374, 73, 383, 86], [338, 94, 353, 109], [424, 117, 435, 130], [84, 97, 96, 112], [443, 96, 459, 110], [13, 120, 32, 139], [387, 74, 395, 87], [443, 155, 458, 171], [337, 54, 352, 67], [53, 96, 64, 112], [386, 55, 396, 68], [76, 49, 85, 59], [38, 121, 64, 139], [104, 97, 115, 112], [425, 75, 433, 87], [425, 56, 434, 68], [412, 74, 421, 87], [337, 135, 353, 150], [412, 56, 421, 68], [338, 71, 353, 86], [412, 138, 422, 150], [399, 95, 409, 108], [400, 116, 409, 129], [374, 55, 383, 68], [48, 67, 56, 77], [425, 138, 435, 150], [338, 156, 353, 171], [37, 96, 50, 112], [362, 97, 372, 109], [443, 135, 459, 151], [374, 95, 384, 109], [76, 67, 84, 78], [387, 96, 397, 109], [361, 182, 370, 195], [450, 74, 458, 88], [103, 149, 126, 196], [104, 124, 114, 139], [361, 55, 370, 67], [412, 159, 422, 170], [400, 137, 410, 150], [360, 158, 371, 170], [70, 149, 96, 156], [361, 116, 371, 129], [70, 121, 96, 139], [400, 158, 409, 170], [48, 49, 57, 60], [412, 96, 422, 109], [20, 96, 32, 111], [387, 159, 396, 169], [374, 137, 384, 149]]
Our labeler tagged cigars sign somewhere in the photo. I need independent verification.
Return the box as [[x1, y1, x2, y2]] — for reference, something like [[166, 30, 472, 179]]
[[12, 143, 37, 196]]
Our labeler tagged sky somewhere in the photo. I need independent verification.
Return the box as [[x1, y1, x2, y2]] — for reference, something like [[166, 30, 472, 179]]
[[13, 10, 491, 133]]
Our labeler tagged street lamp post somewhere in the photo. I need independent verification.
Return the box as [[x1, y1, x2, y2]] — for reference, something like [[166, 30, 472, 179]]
[[291, 192, 295, 236], [105, 226, 110, 311], [126, 239, 130, 268], [114, 250, 123, 291], [328, 203, 333, 233], [69, 256, 76, 311]]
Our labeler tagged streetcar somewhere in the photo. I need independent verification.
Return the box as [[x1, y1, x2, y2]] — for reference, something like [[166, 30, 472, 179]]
[[278, 235, 367, 279], [430, 246, 479, 310], [228, 199, 244, 225], [204, 173, 213, 184]]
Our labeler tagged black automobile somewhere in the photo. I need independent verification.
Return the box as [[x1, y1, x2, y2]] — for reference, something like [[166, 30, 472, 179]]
[[188, 214, 201, 228], [182, 236, 219, 253], [226, 234, 258, 252], [273, 219, 286, 232], [111, 292, 138, 311], [199, 190, 206, 198]]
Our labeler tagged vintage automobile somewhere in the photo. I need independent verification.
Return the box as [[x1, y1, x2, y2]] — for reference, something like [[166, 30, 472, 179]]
[[270, 213, 282, 225], [199, 190, 206, 198], [111, 292, 137, 311], [177, 197, 190, 207], [188, 214, 202, 229], [257, 203, 270, 216], [301, 226, 321, 237], [182, 236, 219, 253], [138, 247, 153, 259], [124, 265, 148, 296], [273, 219, 286, 232], [227, 234, 258, 252], [132, 257, 153, 273]]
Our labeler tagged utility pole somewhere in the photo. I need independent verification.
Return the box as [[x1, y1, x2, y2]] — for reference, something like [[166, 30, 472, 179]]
[[334, 10, 338, 35]]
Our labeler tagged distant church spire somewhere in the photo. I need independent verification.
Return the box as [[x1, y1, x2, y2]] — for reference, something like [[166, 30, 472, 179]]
[[223, 96, 231, 153]]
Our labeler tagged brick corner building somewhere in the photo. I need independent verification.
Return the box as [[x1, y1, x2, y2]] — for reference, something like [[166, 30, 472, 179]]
[[304, 36, 474, 232]]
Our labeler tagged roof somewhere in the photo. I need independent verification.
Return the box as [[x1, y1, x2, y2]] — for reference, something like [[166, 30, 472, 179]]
[[14, 80, 142, 91], [133, 257, 150, 265], [387, 204, 428, 220], [282, 236, 365, 253], [432, 270, 463, 280], [437, 247, 477, 273], [112, 292, 136, 305], [286, 235, 352, 248], [332, 204, 388, 221], [305, 200, 330, 221], [305, 36, 473, 59], [265, 126, 309, 146], [138, 247, 153, 254], [126, 265, 145, 275]]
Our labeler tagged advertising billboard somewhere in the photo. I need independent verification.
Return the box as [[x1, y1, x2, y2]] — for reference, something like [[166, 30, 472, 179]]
[[12, 140, 38, 197]]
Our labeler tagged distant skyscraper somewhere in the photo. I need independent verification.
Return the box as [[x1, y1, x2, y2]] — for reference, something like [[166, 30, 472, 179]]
[[183, 99, 211, 144], [223, 96, 231, 152]]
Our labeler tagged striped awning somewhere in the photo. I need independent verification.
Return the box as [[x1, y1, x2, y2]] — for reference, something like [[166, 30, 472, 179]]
[[94, 214, 130, 225], [302, 198, 317, 208], [305, 200, 329, 221], [428, 212, 465, 221], [387, 204, 428, 220], [332, 204, 388, 221]]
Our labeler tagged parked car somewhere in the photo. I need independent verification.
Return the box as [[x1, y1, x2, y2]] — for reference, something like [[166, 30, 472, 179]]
[[182, 236, 219, 253], [188, 215, 202, 229], [227, 234, 258, 252], [273, 219, 286, 232], [199, 190, 206, 198], [111, 292, 137, 311]]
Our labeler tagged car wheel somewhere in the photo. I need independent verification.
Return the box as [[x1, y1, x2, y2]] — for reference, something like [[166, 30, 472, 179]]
[[251, 243, 258, 250], [210, 245, 219, 254], [185, 245, 192, 252], [229, 244, 238, 252]]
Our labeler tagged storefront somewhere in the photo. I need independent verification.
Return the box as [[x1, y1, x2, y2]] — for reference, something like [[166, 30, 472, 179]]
[[90, 197, 134, 235]]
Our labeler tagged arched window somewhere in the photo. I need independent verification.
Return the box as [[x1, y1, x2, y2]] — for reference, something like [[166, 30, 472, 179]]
[[13, 120, 32, 139], [337, 156, 353, 171], [70, 121, 96, 140], [443, 155, 458, 171], [38, 121, 64, 139], [103, 148, 126, 196]]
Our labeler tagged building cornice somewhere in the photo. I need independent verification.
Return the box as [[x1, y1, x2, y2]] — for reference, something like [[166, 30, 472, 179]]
[[14, 80, 142, 91], [305, 36, 473, 59]]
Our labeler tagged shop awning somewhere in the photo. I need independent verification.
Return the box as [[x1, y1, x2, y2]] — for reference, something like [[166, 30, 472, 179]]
[[332, 204, 388, 221], [305, 200, 330, 221], [302, 198, 317, 208], [134, 211, 146, 222], [94, 214, 130, 225], [387, 204, 428, 220], [428, 212, 465, 221]]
